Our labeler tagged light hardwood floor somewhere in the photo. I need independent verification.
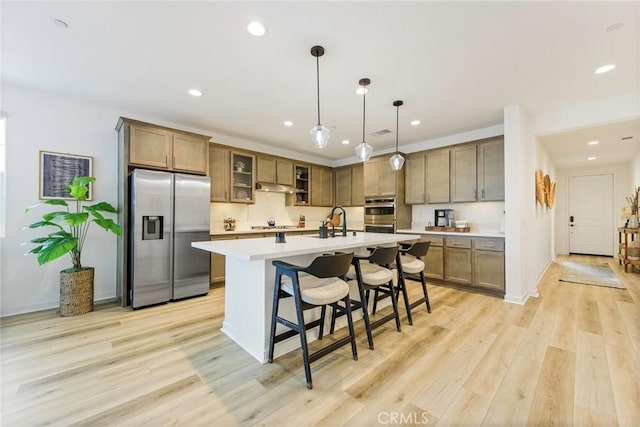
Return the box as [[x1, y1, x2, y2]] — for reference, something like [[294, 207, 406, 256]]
[[1, 255, 638, 426]]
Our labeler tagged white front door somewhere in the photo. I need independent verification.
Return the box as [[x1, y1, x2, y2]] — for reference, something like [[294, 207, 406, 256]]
[[569, 174, 613, 256]]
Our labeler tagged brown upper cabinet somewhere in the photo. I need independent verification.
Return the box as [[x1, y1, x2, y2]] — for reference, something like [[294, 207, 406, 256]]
[[426, 149, 451, 203], [209, 145, 229, 202], [230, 151, 255, 203], [335, 163, 364, 207], [450, 144, 477, 202], [256, 155, 294, 186], [310, 165, 334, 207], [405, 153, 426, 204], [124, 120, 208, 175], [405, 136, 504, 205], [364, 157, 397, 197], [477, 138, 505, 201], [291, 164, 310, 205]]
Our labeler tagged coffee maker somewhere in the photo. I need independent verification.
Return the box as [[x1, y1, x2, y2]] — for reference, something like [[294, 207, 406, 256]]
[[434, 209, 455, 227]]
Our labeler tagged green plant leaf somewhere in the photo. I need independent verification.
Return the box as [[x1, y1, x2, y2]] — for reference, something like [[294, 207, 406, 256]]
[[64, 212, 89, 226], [26, 245, 43, 254], [86, 201, 118, 214], [94, 218, 122, 236], [26, 220, 64, 230], [37, 236, 77, 265], [44, 199, 70, 206], [48, 230, 74, 239], [42, 211, 68, 221], [67, 184, 88, 201], [72, 176, 96, 187], [28, 237, 51, 244]]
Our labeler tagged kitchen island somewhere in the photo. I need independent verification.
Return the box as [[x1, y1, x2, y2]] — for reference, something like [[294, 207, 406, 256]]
[[192, 232, 419, 363]]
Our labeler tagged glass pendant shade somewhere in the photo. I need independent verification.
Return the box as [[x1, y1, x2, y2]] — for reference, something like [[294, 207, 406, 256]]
[[389, 153, 405, 170], [355, 78, 372, 161], [309, 45, 329, 149], [355, 141, 373, 161], [310, 124, 330, 148], [388, 99, 405, 170]]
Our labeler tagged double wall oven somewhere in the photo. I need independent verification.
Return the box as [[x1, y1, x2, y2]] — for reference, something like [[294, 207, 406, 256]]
[[364, 197, 396, 233]]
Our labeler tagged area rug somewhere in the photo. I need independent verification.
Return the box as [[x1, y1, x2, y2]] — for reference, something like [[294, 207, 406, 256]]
[[559, 261, 625, 289]]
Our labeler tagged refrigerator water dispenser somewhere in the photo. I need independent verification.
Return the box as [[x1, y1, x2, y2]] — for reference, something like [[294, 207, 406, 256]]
[[142, 216, 163, 240]]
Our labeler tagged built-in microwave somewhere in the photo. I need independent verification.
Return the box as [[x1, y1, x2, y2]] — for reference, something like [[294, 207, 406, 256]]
[[364, 197, 396, 231]]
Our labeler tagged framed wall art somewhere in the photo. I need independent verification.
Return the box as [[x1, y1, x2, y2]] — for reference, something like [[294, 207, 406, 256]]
[[39, 151, 93, 200]]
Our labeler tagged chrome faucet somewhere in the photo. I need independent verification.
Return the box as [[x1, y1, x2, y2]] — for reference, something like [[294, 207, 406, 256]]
[[329, 205, 347, 237]]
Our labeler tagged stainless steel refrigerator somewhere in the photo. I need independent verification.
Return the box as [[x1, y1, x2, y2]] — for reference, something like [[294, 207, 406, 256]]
[[129, 169, 211, 309]]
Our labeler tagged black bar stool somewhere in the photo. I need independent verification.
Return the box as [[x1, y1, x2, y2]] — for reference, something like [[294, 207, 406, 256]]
[[331, 246, 401, 350], [267, 252, 357, 389], [373, 241, 431, 326]]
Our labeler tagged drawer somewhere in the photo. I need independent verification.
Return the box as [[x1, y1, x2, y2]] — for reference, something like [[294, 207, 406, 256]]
[[474, 238, 505, 252], [445, 237, 471, 248], [424, 236, 444, 247]]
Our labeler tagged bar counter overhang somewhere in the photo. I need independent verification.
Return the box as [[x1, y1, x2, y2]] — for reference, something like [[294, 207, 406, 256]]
[[192, 232, 419, 363]]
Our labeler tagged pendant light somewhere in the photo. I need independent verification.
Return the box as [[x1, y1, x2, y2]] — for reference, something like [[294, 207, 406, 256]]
[[389, 100, 405, 170], [309, 45, 330, 148], [354, 78, 373, 161]]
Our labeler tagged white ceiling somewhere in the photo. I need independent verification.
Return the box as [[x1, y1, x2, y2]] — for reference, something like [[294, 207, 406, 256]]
[[2, 1, 639, 167]]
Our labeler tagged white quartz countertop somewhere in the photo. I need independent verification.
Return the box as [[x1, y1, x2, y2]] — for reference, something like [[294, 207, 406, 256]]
[[210, 225, 364, 236], [396, 229, 505, 238], [193, 232, 420, 261]]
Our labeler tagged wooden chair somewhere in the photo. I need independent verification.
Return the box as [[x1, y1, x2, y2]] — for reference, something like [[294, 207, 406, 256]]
[[268, 252, 357, 389], [331, 246, 401, 350]]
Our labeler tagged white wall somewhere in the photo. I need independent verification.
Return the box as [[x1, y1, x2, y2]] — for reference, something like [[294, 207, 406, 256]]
[[533, 136, 555, 281], [554, 163, 630, 255], [411, 201, 504, 232], [631, 152, 640, 187], [1, 85, 122, 315], [503, 105, 540, 304]]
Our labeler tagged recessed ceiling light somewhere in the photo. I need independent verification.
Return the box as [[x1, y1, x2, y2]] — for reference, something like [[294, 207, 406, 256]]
[[410, 120, 421, 126], [588, 156, 597, 161], [188, 89, 203, 97], [606, 22, 623, 32], [587, 140, 599, 145], [52, 18, 68, 28], [247, 21, 265, 37], [594, 64, 616, 74], [355, 87, 368, 95], [342, 139, 350, 145], [284, 120, 293, 127]]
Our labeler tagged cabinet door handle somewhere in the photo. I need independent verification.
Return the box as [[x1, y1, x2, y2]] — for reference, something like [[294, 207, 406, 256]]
[[482, 188, 485, 199]]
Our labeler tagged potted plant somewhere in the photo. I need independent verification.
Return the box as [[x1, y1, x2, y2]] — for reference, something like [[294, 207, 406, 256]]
[[24, 176, 122, 316], [626, 186, 640, 228]]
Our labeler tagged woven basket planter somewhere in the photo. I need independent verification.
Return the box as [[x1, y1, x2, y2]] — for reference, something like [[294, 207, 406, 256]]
[[60, 267, 94, 316]]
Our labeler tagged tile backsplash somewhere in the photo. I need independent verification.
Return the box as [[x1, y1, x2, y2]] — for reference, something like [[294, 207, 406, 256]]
[[411, 201, 505, 232], [211, 192, 364, 232]]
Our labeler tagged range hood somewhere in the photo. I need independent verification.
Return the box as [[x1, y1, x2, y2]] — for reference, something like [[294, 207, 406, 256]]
[[255, 182, 299, 193]]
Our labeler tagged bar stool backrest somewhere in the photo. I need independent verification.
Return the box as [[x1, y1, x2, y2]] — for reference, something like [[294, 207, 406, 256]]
[[304, 252, 354, 278], [406, 241, 431, 258], [367, 246, 399, 266]]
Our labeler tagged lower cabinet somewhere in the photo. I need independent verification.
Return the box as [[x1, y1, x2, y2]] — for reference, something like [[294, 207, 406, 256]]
[[444, 237, 472, 285], [423, 236, 444, 280], [415, 234, 505, 295], [472, 237, 505, 291]]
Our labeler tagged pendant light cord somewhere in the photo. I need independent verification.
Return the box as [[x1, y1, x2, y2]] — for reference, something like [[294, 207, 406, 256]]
[[362, 86, 366, 143], [316, 55, 321, 125], [395, 105, 399, 153]]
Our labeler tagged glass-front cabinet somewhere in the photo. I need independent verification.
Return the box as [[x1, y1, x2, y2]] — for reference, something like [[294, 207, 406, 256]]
[[294, 165, 309, 205], [230, 152, 255, 203]]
